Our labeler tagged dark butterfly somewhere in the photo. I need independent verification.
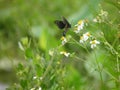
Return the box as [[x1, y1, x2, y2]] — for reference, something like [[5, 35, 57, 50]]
[[54, 17, 71, 36]]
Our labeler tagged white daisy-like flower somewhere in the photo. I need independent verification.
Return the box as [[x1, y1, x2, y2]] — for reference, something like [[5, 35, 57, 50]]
[[30, 88, 35, 90], [90, 40, 100, 49], [77, 20, 84, 30], [79, 36, 84, 43], [74, 20, 84, 33], [33, 76, 37, 80], [49, 49, 54, 56], [83, 32, 91, 41], [40, 77, 43, 80], [60, 51, 70, 57], [38, 87, 42, 90], [93, 18, 98, 22], [61, 36, 67, 45], [79, 32, 91, 43]]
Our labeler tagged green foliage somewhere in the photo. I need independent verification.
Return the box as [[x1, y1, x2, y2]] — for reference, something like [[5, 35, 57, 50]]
[[0, 0, 120, 90]]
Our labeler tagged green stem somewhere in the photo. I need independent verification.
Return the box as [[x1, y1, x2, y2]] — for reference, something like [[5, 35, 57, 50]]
[[117, 56, 120, 77], [42, 52, 55, 80], [84, 42, 91, 55], [71, 38, 85, 49], [103, 34, 120, 88], [94, 51, 103, 86], [103, 37, 120, 58], [103, 69, 118, 81], [71, 38, 90, 55], [74, 56, 95, 69], [116, 55, 120, 88]]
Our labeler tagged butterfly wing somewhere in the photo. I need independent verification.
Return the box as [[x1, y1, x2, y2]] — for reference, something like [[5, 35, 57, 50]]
[[62, 17, 71, 28], [54, 20, 66, 29], [54, 17, 71, 37]]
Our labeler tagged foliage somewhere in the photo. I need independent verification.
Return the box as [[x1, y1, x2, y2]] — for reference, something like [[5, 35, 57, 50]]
[[0, 0, 120, 90]]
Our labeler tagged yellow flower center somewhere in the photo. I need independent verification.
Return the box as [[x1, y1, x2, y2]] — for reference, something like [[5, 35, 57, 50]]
[[61, 36, 65, 40], [86, 33, 91, 36], [78, 20, 83, 25], [80, 36, 83, 40], [60, 51, 67, 55], [91, 40, 96, 44]]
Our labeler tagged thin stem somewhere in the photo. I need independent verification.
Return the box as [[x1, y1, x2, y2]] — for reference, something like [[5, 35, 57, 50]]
[[94, 51, 103, 85], [71, 38, 85, 49], [71, 38, 90, 55], [73, 56, 87, 63], [103, 36, 120, 58], [84, 42, 91, 55], [42, 53, 55, 80], [116, 56, 119, 74], [103, 69, 118, 81], [73, 56, 95, 69], [103, 33, 120, 88], [116, 55, 120, 88]]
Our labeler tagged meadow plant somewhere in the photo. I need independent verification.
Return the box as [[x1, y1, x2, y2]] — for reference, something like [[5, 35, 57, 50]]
[[7, 4, 120, 90]]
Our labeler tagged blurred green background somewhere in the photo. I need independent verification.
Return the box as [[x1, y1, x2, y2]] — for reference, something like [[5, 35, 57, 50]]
[[0, 0, 119, 90]]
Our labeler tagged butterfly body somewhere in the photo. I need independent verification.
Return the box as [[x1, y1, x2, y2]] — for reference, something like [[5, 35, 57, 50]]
[[54, 17, 71, 36], [54, 20, 65, 29]]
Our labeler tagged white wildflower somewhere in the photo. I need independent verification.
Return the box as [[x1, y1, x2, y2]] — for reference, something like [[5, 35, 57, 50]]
[[90, 40, 100, 49], [49, 49, 54, 56], [60, 51, 70, 57], [74, 20, 84, 33], [80, 32, 91, 43], [83, 32, 91, 41], [38, 87, 42, 90], [61, 36, 67, 45], [33, 76, 37, 80], [40, 77, 43, 80], [79, 36, 84, 43], [93, 18, 98, 22], [30, 88, 35, 90]]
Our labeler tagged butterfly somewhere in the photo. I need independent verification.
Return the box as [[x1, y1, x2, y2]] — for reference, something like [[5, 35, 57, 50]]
[[54, 17, 71, 36]]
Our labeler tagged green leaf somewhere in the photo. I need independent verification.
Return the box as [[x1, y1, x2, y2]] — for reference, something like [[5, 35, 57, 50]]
[[25, 48, 33, 59], [20, 79, 27, 89]]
